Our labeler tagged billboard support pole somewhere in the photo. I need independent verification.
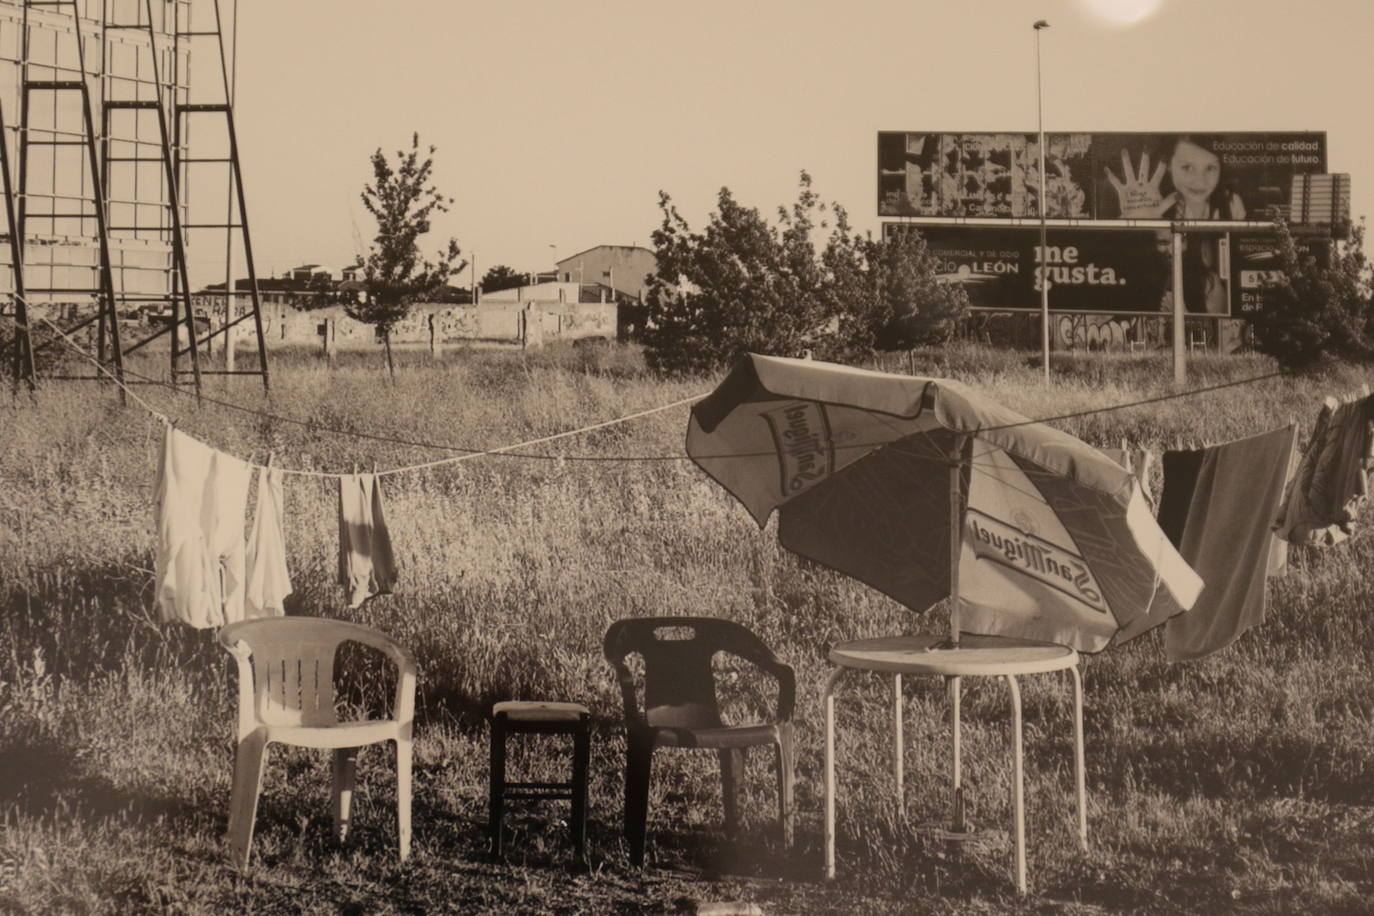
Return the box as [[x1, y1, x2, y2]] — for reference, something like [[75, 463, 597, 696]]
[[1033, 20, 1050, 383], [1172, 228, 1186, 386]]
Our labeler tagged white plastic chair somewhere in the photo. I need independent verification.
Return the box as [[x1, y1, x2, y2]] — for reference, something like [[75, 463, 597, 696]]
[[218, 616, 416, 868]]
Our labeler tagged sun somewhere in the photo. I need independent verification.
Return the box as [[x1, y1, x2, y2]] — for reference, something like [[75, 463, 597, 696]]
[[1072, 0, 1164, 27]]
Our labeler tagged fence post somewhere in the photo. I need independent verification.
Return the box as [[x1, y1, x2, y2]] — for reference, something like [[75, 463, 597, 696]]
[[429, 312, 444, 357], [522, 306, 544, 350], [321, 318, 336, 364]]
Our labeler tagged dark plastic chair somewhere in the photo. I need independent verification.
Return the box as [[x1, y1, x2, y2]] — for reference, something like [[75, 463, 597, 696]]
[[602, 616, 795, 866]]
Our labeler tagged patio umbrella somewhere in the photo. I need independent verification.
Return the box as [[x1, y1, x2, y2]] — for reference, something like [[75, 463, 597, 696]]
[[687, 354, 1201, 652]]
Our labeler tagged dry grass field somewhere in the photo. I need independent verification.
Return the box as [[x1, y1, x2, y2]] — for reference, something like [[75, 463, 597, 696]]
[[2, 342, 1373, 914]]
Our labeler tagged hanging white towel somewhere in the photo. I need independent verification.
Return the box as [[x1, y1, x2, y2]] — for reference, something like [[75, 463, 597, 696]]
[[154, 426, 250, 629], [155, 427, 216, 628], [244, 465, 292, 620], [338, 473, 398, 608]]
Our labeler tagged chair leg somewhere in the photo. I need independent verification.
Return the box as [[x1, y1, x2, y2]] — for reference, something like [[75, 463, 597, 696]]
[[489, 716, 506, 859], [396, 735, 413, 862], [226, 732, 270, 869], [776, 725, 795, 850], [625, 732, 654, 867], [719, 748, 745, 839], [332, 747, 360, 844], [571, 718, 591, 866]]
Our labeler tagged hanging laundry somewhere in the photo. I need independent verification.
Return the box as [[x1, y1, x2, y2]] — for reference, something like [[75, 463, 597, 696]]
[[209, 454, 251, 624], [338, 473, 398, 608], [1157, 450, 1205, 545], [1100, 444, 1155, 503], [1162, 426, 1298, 663], [153, 426, 250, 629], [1274, 392, 1374, 547], [244, 464, 292, 620]]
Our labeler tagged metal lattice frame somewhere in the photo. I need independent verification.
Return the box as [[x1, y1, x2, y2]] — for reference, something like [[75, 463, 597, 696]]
[[0, 0, 267, 395]]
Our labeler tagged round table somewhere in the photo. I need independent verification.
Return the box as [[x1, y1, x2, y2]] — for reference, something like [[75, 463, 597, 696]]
[[822, 633, 1088, 894]]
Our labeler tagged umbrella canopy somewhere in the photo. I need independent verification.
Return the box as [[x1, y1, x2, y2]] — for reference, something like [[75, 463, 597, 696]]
[[687, 354, 1202, 653]]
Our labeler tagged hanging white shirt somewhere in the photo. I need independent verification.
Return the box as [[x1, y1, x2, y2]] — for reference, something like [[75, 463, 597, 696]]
[[244, 464, 292, 620], [153, 426, 250, 629]]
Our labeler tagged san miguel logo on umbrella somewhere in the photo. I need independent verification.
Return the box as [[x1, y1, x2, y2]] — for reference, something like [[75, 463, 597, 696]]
[[966, 509, 1108, 615], [762, 402, 836, 496]]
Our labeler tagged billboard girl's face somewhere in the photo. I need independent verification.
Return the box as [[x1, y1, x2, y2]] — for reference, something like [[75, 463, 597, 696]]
[[1169, 139, 1221, 215]]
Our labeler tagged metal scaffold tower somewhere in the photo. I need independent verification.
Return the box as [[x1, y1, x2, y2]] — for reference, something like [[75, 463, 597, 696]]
[[0, 0, 268, 396]]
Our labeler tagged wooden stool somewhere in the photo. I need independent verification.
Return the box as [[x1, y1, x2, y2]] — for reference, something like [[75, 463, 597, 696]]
[[489, 700, 591, 864]]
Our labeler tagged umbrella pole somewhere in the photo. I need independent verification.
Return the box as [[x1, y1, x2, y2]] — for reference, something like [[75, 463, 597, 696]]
[[949, 434, 969, 834], [949, 434, 967, 645]]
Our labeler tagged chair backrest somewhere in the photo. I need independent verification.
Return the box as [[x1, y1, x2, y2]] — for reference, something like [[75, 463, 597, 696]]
[[218, 617, 408, 735], [603, 616, 784, 731]]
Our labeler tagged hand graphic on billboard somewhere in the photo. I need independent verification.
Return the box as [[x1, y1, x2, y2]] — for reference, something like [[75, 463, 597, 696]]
[[1104, 148, 1178, 218]]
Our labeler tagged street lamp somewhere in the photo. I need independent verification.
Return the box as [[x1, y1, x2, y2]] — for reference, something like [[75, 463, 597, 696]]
[[1034, 19, 1050, 383], [550, 244, 558, 281]]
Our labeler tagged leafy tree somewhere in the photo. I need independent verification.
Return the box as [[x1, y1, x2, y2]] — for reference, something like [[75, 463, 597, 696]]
[[349, 133, 465, 376], [1249, 217, 1372, 373], [481, 265, 525, 294], [826, 222, 969, 357], [642, 172, 968, 374], [642, 173, 834, 375]]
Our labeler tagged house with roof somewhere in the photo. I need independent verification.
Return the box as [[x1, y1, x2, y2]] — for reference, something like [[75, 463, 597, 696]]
[[553, 245, 656, 303]]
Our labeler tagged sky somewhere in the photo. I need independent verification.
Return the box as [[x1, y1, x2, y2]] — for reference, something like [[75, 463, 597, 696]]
[[220, 0, 1374, 287]]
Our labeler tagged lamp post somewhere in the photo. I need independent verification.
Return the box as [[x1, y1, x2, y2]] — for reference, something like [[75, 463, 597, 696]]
[[549, 243, 558, 281], [1034, 19, 1050, 384]]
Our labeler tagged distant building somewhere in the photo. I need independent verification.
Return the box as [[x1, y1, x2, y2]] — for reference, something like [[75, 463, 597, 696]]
[[553, 245, 655, 303], [287, 263, 329, 282], [193, 260, 471, 316]]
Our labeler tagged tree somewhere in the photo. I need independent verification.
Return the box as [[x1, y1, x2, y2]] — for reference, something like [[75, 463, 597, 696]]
[[481, 265, 525, 294], [870, 228, 970, 349], [349, 133, 466, 376], [1249, 217, 1372, 373], [642, 173, 834, 375], [826, 221, 969, 357], [642, 172, 968, 375]]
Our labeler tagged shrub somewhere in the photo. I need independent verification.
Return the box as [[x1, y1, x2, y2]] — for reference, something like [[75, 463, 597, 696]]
[[1249, 218, 1373, 373]]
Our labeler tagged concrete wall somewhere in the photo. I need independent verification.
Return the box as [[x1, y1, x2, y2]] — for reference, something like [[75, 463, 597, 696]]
[[1050, 313, 1247, 354], [206, 300, 617, 352], [476, 281, 582, 304]]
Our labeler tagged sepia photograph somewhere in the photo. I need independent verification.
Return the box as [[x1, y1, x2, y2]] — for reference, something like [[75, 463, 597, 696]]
[[2, 0, 1372, 912]]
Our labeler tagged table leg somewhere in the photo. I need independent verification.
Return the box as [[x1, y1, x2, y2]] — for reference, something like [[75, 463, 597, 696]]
[[892, 673, 904, 809], [1005, 674, 1026, 895], [949, 675, 964, 831], [1071, 663, 1088, 851], [823, 667, 849, 881]]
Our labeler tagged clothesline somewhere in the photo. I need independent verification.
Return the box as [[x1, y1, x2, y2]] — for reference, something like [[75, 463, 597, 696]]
[[1, 308, 1299, 479], [13, 307, 1372, 657]]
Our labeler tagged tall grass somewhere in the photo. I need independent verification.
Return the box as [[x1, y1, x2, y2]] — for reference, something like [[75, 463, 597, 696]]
[[3, 341, 1372, 913]]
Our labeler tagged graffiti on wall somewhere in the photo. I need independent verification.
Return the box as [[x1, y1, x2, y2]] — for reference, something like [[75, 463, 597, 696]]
[[1053, 314, 1154, 350]]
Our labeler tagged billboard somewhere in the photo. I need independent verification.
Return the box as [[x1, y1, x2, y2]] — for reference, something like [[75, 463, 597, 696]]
[[878, 131, 1328, 223], [885, 223, 1230, 315], [1229, 232, 1330, 317]]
